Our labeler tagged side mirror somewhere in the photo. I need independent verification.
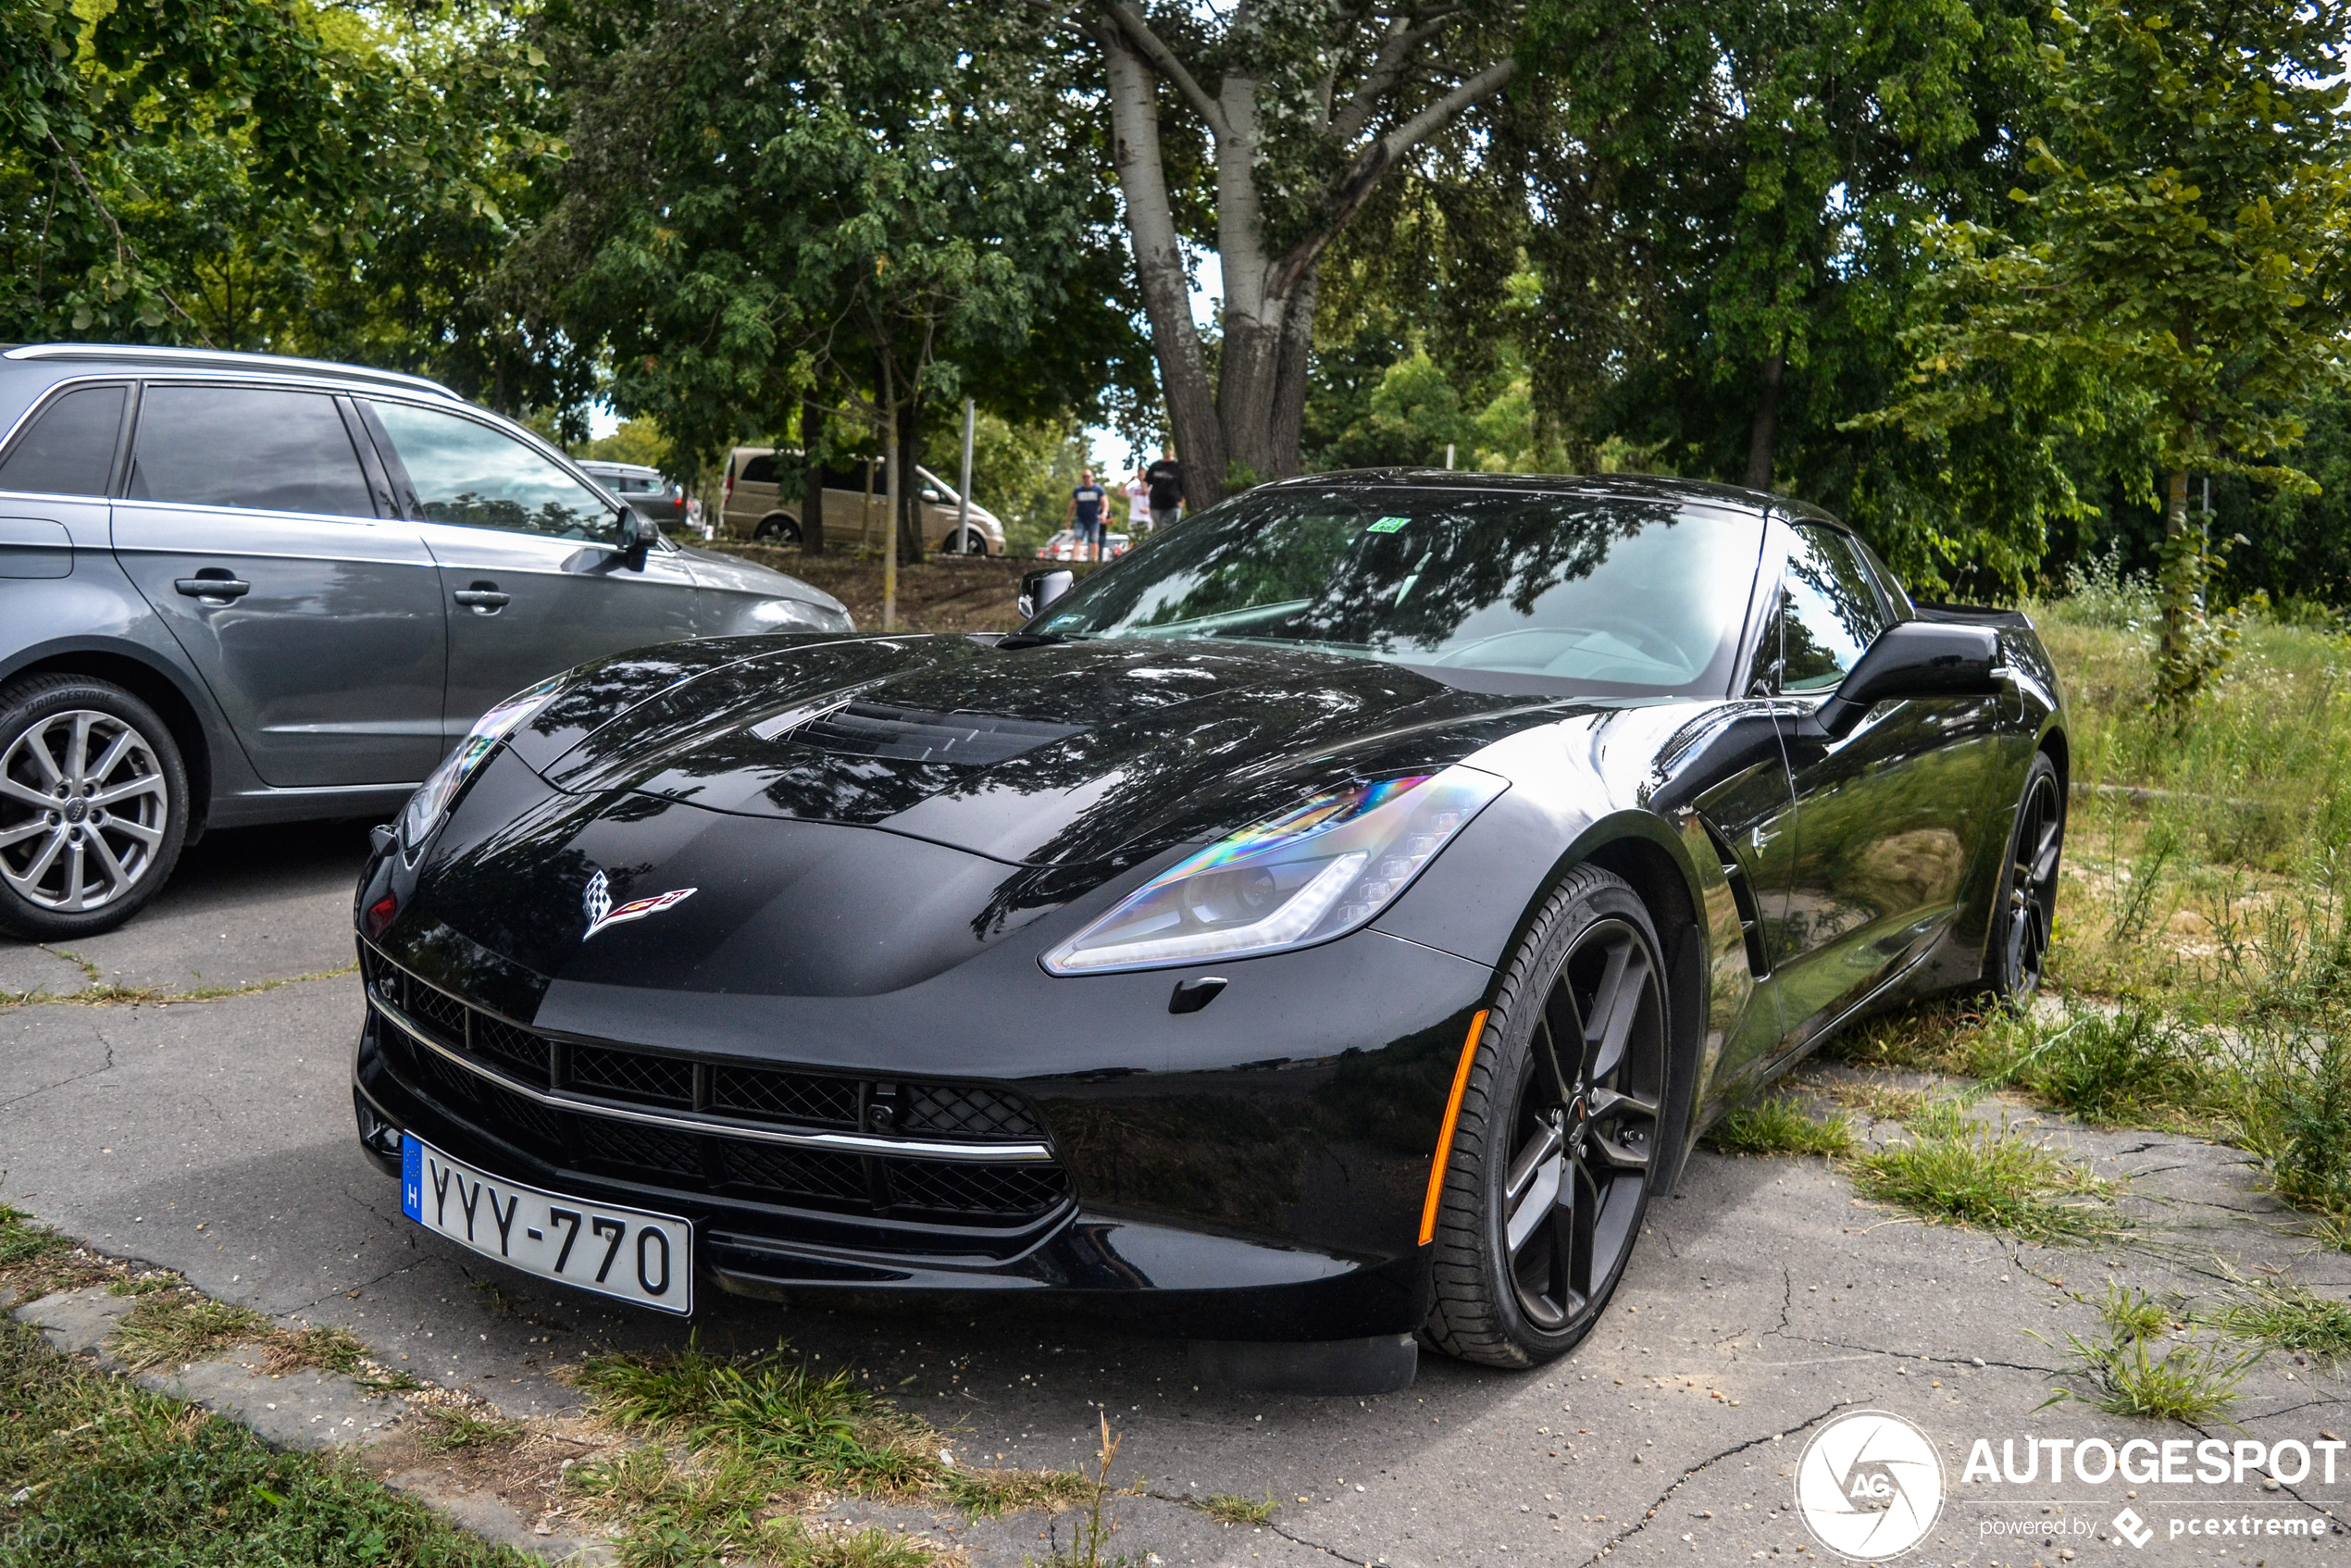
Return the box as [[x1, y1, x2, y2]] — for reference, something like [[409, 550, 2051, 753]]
[[1018, 568, 1074, 621], [615, 506, 651, 571], [1811, 621, 2004, 739]]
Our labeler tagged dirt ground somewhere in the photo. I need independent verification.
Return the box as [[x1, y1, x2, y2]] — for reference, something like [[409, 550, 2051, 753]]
[[710, 542, 1038, 635]]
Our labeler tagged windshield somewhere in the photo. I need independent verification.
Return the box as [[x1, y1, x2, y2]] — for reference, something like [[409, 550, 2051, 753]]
[[1030, 486, 1767, 694]]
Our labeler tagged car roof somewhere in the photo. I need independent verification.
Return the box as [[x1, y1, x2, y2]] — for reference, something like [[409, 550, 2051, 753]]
[[578, 459, 663, 478], [1261, 468, 1850, 532], [0, 343, 462, 401]]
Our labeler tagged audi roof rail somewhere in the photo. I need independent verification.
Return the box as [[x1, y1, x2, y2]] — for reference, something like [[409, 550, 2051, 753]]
[[2, 343, 462, 401]]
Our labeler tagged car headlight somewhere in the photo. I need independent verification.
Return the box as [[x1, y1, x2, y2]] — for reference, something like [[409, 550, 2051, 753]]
[[396, 675, 565, 856], [1041, 765, 1507, 975], [749, 596, 852, 633]]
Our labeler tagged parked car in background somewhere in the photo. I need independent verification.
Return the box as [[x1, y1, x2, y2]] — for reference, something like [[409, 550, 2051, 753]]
[[578, 459, 693, 535], [1036, 527, 1129, 561], [0, 343, 852, 941], [721, 446, 1003, 555]]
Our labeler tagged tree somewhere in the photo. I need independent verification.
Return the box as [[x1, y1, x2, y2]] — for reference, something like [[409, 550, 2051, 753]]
[[0, 0, 564, 409], [1086, 0, 1522, 503], [522, 0, 1144, 569], [1885, 0, 2351, 696]]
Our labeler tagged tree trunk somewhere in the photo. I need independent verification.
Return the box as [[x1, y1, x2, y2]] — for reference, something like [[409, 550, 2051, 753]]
[[800, 395, 826, 554], [1096, 21, 1226, 505], [1744, 351, 1785, 492], [897, 395, 926, 567], [880, 353, 899, 632], [2161, 466, 2190, 667]]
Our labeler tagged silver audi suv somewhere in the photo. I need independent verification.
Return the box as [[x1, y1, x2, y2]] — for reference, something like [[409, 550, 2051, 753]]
[[0, 343, 852, 941]]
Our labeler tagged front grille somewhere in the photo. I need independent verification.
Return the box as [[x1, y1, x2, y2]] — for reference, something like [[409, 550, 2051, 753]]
[[712, 1065, 859, 1127], [367, 946, 1068, 1235], [902, 1084, 1045, 1139], [573, 1045, 693, 1106]]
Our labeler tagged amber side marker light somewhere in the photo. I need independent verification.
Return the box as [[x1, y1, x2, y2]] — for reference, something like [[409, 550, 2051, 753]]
[[1419, 1009, 1489, 1246]]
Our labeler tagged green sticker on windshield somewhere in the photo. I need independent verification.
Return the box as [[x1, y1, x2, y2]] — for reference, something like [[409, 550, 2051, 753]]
[[1366, 516, 1410, 533]]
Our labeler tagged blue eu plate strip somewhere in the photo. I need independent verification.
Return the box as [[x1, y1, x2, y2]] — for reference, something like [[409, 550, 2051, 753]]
[[401, 1135, 423, 1222]]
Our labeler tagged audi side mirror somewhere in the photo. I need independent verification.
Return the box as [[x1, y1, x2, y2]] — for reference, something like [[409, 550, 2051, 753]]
[[1019, 568, 1074, 621], [1810, 621, 2005, 739], [615, 507, 651, 571]]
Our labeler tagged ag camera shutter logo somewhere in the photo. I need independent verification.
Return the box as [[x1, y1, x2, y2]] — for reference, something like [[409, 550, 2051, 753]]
[[1795, 1411, 1946, 1560]]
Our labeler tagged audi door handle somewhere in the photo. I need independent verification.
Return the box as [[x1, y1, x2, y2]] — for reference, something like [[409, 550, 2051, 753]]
[[174, 576, 251, 601], [453, 587, 511, 612]]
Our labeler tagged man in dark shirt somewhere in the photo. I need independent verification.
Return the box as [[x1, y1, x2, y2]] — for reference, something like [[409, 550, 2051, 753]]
[[1143, 447, 1184, 532], [1069, 468, 1108, 561]]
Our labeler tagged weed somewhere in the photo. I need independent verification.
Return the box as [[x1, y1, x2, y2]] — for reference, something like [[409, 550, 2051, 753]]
[[1703, 1098, 1855, 1157], [1055, 1412, 1125, 1568], [1825, 1083, 1933, 1123], [467, 1279, 530, 1319], [106, 1273, 180, 1297], [2231, 1020, 2351, 1222], [0, 1201, 68, 1271], [109, 1289, 270, 1372], [2042, 1325, 2259, 1424], [2096, 1284, 2175, 1341], [1201, 1491, 1278, 1524], [2212, 1282, 2351, 1363], [418, 1407, 527, 1453], [1845, 1103, 2125, 1242], [257, 1324, 367, 1376], [1987, 1009, 2208, 1126], [0, 1313, 530, 1563], [944, 1464, 1091, 1519]]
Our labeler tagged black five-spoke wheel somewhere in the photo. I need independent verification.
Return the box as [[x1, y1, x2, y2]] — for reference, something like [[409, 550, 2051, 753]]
[[1425, 865, 1675, 1367], [1992, 753, 2065, 1001]]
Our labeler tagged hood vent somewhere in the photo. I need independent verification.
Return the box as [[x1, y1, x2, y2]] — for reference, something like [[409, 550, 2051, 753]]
[[762, 701, 1083, 765]]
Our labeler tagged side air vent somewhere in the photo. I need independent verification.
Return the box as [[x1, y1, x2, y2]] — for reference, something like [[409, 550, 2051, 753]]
[[1702, 822, 1772, 979], [768, 701, 1083, 765]]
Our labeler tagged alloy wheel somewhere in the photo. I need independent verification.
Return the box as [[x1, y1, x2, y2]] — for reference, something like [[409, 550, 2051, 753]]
[[2004, 768, 2063, 993], [0, 709, 171, 913], [1502, 917, 1665, 1330]]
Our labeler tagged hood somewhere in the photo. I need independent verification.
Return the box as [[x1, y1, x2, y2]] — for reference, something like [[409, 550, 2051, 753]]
[[678, 545, 848, 614], [519, 635, 1573, 872]]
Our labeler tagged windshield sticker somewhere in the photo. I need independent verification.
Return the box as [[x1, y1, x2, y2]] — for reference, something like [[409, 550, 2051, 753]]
[[1365, 516, 1411, 533]]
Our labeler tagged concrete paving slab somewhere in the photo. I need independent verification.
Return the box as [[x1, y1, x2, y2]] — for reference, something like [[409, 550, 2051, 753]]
[[0, 941, 92, 1000]]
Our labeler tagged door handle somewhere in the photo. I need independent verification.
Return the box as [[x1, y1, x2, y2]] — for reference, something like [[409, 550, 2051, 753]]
[[453, 585, 511, 612], [174, 575, 251, 601]]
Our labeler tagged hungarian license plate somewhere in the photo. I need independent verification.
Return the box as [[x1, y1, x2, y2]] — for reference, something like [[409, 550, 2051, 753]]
[[401, 1135, 693, 1314]]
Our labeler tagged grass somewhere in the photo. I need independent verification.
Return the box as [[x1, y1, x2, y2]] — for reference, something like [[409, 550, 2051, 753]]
[[2042, 1323, 2261, 1424], [2096, 1284, 2176, 1341], [1201, 1491, 1279, 1525], [109, 1289, 271, 1373], [0, 1313, 532, 1565], [417, 1408, 526, 1453], [566, 1337, 1091, 1564], [1702, 1097, 1856, 1156], [1845, 1102, 2126, 1241], [2211, 1281, 2351, 1363], [0, 960, 360, 1014]]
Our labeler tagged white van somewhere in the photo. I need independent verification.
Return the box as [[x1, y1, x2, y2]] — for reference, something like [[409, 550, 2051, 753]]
[[721, 447, 1004, 555]]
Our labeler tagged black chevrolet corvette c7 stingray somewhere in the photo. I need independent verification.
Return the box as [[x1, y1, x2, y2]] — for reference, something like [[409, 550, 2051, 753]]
[[349, 472, 2066, 1389]]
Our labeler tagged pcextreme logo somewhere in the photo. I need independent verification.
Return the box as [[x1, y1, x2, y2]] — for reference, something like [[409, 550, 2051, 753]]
[[1795, 1411, 1947, 1561]]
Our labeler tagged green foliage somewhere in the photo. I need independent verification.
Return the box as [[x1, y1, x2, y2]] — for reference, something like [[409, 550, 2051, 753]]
[[2096, 1284, 2175, 1341], [0, 1313, 531, 1566], [0, 0, 571, 413], [573, 418, 671, 472], [2213, 1282, 2351, 1363], [1200, 1492, 1278, 1525], [1978, 1009, 2210, 1126], [1702, 1098, 1857, 1157], [1847, 1101, 2125, 1240], [2042, 1322, 2259, 1423], [108, 1290, 269, 1373]]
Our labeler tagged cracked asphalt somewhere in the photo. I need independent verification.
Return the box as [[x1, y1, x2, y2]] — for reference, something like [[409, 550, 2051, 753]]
[[5, 822, 2349, 1566]]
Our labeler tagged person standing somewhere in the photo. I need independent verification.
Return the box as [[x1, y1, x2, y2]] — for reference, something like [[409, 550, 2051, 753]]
[[1124, 467, 1151, 536], [1143, 446, 1184, 533], [1069, 468, 1109, 561]]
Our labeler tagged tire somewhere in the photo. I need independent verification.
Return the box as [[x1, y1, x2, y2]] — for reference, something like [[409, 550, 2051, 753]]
[[1424, 865, 1679, 1368], [956, 529, 989, 556], [753, 514, 802, 543], [0, 674, 191, 940], [1985, 751, 2064, 1002]]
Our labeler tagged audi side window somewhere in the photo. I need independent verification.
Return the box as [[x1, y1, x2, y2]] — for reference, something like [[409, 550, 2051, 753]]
[[367, 400, 616, 543], [127, 385, 374, 516], [1778, 526, 1892, 692], [0, 384, 128, 497]]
